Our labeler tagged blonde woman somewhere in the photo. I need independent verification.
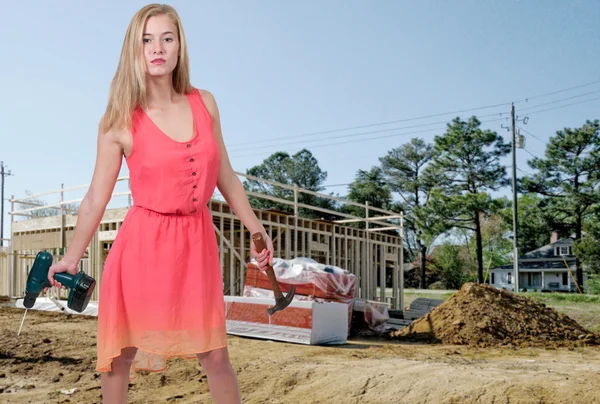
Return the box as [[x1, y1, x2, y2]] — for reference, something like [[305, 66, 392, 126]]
[[47, 3, 274, 403]]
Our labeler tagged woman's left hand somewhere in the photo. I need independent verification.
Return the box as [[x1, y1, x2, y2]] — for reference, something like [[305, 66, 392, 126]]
[[251, 232, 274, 271]]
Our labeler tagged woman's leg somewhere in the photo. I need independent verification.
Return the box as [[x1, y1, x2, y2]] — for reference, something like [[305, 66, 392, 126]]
[[197, 347, 241, 404], [101, 347, 138, 404]]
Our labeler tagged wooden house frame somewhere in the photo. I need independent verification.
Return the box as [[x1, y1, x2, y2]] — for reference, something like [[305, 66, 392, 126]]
[[2, 173, 405, 310]]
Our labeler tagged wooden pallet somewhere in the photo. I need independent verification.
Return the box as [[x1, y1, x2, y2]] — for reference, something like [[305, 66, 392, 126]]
[[402, 297, 445, 320], [385, 318, 413, 330]]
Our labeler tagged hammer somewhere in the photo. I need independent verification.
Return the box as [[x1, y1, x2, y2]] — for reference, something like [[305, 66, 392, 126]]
[[251, 232, 296, 315]]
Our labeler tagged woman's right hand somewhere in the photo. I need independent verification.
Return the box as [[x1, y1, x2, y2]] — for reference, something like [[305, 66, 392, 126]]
[[46, 258, 79, 290]]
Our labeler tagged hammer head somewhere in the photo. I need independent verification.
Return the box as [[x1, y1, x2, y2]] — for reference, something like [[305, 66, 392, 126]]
[[267, 285, 296, 316]]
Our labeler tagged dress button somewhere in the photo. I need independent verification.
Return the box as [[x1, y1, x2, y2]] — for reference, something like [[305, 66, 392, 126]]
[[192, 172, 196, 176], [193, 185, 197, 189], [190, 209, 196, 214], [189, 158, 194, 162], [192, 198, 197, 202], [187, 144, 191, 148]]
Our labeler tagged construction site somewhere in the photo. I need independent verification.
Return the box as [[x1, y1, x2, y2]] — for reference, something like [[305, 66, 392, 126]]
[[1, 173, 403, 306], [1, 174, 599, 404]]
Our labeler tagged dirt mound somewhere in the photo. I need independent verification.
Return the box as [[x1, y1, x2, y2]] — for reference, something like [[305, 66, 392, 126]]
[[390, 283, 600, 348]]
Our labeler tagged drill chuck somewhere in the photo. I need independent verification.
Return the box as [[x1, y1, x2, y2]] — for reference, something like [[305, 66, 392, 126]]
[[23, 292, 38, 309]]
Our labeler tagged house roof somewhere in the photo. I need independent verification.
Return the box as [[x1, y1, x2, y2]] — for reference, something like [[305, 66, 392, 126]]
[[520, 237, 575, 259], [490, 236, 584, 272]]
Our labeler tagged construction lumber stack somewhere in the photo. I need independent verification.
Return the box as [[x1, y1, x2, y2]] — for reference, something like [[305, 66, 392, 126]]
[[224, 258, 356, 344], [224, 296, 349, 345], [244, 258, 356, 301], [403, 297, 445, 320]]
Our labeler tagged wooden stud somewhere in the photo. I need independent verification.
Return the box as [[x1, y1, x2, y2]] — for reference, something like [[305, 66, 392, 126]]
[[5, 193, 403, 304], [220, 215, 224, 276], [240, 222, 246, 293], [229, 217, 235, 296]]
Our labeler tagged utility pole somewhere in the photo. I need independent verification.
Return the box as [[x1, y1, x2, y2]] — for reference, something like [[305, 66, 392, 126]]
[[502, 105, 527, 293], [511, 104, 519, 293], [1, 161, 14, 247]]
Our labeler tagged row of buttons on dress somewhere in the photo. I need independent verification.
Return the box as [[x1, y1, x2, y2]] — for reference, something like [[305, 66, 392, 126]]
[[188, 143, 197, 214]]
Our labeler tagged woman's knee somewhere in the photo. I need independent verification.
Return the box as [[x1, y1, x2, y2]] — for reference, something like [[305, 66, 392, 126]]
[[114, 347, 138, 366], [196, 347, 231, 373]]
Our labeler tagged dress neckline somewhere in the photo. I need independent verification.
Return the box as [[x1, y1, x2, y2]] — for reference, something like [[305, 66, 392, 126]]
[[141, 92, 199, 144]]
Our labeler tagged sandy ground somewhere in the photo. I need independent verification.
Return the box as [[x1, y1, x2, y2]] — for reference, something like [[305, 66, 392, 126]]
[[1, 306, 600, 404]]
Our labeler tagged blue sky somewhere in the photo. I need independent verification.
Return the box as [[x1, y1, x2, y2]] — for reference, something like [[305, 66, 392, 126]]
[[1, 0, 599, 239]]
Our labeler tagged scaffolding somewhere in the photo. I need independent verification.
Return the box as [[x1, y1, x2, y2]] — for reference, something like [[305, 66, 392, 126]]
[[3, 173, 404, 309]]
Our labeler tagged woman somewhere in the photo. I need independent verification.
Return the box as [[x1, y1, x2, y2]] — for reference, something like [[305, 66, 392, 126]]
[[46, 4, 273, 403]]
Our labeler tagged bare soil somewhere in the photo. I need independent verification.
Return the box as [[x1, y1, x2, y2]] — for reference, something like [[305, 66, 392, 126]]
[[1, 304, 600, 404]]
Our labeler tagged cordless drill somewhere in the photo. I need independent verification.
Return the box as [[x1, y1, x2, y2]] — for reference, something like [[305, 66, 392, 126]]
[[23, 251, 96, 313]]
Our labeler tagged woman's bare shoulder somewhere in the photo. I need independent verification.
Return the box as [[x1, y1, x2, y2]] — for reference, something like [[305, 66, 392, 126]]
[[196, 88, 219, 115], [99, 125, 129, 142], [98, 124, 132, 156]]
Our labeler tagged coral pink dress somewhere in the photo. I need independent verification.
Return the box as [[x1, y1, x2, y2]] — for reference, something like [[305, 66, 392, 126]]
[[95, 88, 227, 378]]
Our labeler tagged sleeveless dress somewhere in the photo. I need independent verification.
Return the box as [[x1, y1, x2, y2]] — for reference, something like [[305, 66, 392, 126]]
[[95, 88, 227, 378]]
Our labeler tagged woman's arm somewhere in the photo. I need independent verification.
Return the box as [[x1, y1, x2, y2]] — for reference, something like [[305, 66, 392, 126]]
[[48, 127, 125, 286], [201, 90, 273, 267]]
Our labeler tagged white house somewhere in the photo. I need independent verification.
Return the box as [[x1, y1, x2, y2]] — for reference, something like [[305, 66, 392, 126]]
[[490, 235, 589, 293]]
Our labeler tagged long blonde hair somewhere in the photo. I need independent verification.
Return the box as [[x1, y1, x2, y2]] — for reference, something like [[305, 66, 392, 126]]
[[100, 3, 193, 133]]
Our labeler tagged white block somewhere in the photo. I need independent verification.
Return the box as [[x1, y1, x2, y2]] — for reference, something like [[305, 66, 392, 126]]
[[15, 297, 99, 316], [224, 296, 348, 345]]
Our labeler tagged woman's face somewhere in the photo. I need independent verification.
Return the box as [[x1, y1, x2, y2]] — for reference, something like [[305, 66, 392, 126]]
[[142, 14, 179, 77]]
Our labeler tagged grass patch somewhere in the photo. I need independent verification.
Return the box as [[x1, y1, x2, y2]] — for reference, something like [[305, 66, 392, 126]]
[[527, 292, 600, 304]]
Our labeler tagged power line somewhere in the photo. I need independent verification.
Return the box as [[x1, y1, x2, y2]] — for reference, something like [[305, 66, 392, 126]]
[[523, 147, 541, 160], [506, 165, 534, 177], [230, 116, 508, 159], [229, 103, 512, 148], [227, 79, 600, 148], [228, 93, 598, 162], [228, 110, 509, 154], [231, 90, 597, 156], [229, 125, 448, 159], [520, 79, 600, 102], [516, 167, 533, 176], [523, 96, 600, 117], [518, 89, 600, 113]]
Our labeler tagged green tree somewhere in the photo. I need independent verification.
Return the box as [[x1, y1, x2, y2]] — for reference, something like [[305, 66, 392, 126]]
[[344, 167, 392, 228], [431, 242, 468, 289], [426, 116, 511, 283], [500, 194, 553, 254], [572, 210, 600, 276], [473, 211, 512, 271], [243, 149, 339, 219], [379, 138, 447, 289], [522, 120, 600, 289]]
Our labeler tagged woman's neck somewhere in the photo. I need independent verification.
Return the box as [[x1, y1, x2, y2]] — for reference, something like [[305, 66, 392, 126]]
[[145, 75, 178, 109]]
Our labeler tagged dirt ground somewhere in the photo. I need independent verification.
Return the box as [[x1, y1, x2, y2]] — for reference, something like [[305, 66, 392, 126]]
[[1, 306, 600, 404]]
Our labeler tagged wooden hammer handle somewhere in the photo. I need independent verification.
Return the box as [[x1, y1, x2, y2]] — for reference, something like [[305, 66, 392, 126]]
[[251, 232, 283, 298]]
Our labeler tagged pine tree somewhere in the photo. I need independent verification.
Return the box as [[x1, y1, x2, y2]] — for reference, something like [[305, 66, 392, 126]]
[[426, 116, 511, 283], [522, 119, 600, 289]]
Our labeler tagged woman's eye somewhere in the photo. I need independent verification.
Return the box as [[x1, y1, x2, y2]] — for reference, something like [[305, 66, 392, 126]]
[[143, 38, 151, 43], [164, 37, 173, 42]]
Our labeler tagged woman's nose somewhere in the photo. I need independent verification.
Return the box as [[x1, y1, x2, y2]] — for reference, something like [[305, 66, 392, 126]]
[[152, 43, 164, 54]]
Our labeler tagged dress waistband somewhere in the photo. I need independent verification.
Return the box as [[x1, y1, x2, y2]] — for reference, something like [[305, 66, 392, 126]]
[[131, 204, 207, 217]]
